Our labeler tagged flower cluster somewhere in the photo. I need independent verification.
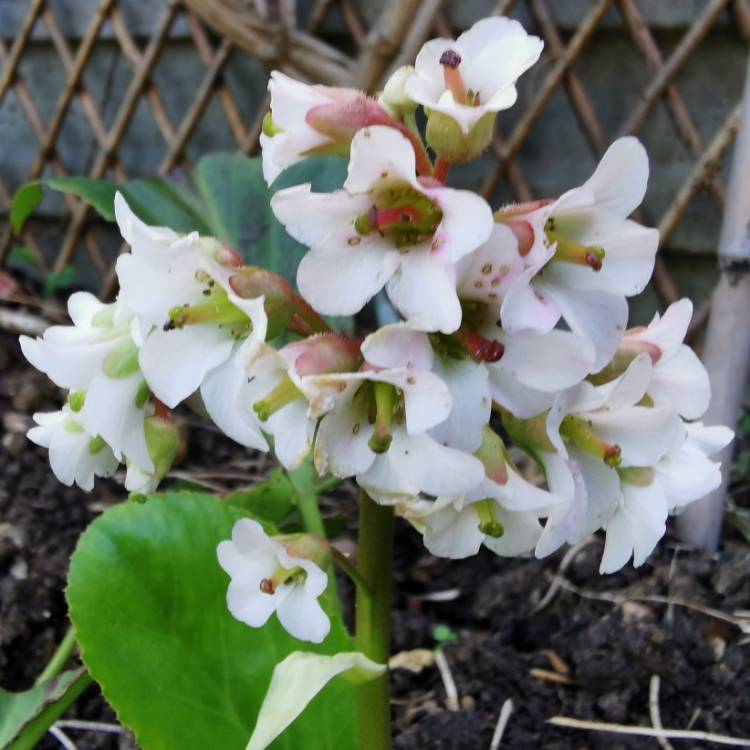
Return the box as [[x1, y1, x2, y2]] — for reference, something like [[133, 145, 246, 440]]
[[22, 17, 732, 644]]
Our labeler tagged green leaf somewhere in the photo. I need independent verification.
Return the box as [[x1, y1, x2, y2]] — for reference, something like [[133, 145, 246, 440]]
[[246, 652, 385, 750], [119, 179, 212, 235], [432, 624, 458, 644], [10, 183, 44, 234], [194, 153, 346, 283], [42, 265, 77, 298], [0, 669, 91, 750], [8, 246, 38, 269], [46, 176, 120, 221], [225, 469, 297, 526], [67, 491, 356, 750]]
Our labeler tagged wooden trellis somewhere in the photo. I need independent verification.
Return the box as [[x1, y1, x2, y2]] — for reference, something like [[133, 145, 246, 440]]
[[1, 0, 749, 339]]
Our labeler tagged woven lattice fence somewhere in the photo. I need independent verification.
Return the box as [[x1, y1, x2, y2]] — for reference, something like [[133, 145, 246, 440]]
[[1, 0, 749, 339]]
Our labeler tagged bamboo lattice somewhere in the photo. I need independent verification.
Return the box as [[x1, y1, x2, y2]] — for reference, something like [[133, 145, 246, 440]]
[[1, 0, 748, 340]]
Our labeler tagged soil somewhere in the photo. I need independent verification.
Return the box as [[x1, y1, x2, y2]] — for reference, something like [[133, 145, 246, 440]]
[[3, 327, 750, 750]]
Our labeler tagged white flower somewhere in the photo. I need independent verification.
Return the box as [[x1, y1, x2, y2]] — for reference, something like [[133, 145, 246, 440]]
[[238, 335, 362, 470], [454, 221, 598, 418], [405, 17, 543, 134], [532, 355, 682, 566], [217, 519, 330, 644], [260, 71, 387, 185], [19, 292, 152, 472], [617, 298, 710, 419], [114, 194, 269, 449], [311, 328, 484, 503], [362, 322, 491, 454], [27, 406, 118, 491], [271, 125, 494, 333], [598, 421, 732, 573], [656, 421, 734, 513], [404, 428, 563, 559], [499, 138, 660, 370], [480, 322, 595, 419]]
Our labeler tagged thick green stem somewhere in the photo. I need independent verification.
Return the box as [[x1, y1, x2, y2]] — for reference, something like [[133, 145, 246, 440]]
[[35, 626, 77, 685], [355, 492, 394, 750]]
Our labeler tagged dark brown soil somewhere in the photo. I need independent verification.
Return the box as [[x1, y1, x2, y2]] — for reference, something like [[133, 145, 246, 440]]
[[3, 328, 750, 750]]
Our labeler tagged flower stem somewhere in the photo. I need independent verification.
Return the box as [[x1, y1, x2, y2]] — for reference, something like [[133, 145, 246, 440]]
[[355, 492, 394, 750], [35, 626, 77, 685], [434, 158, 451, 183]]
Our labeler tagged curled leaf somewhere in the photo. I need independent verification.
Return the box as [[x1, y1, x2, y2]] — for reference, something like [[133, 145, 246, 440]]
[[246, 651, 385, 750]]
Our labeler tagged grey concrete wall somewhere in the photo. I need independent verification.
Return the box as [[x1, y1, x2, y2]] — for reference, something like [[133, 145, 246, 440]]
[[0, 0, 747, 319]]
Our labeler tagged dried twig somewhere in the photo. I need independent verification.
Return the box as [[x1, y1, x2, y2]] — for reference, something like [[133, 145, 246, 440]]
[[553, 575, 750, 634], [548, 715, 750, 746], [489, 698, 514, 750], [649, 675, 676, 750], [534, 537, 596, 612], [0, 306, 49, 336], [410, 588, 461, 603], [166, 470, 229, 494], [55, 720, 123, 734], [48, 726, 78, 750], [434, 648, 459, 711], [529, 667, 576, 686]]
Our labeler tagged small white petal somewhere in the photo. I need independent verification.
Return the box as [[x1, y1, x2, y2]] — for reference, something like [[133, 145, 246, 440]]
[[276, 587, 330, 644], [578, 137, 650, 218], [386, 248, 462, 333], [139, 324, 235, 408], [535, 280, 627, 371]]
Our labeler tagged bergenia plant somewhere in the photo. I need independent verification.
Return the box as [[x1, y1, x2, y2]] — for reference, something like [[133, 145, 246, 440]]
[[18, 15, 733, 750]]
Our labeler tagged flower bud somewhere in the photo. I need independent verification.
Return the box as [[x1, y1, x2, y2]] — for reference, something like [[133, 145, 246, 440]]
[[126, 415, 183, 497], [305, 96, 394, 145], [425, 110, 496, 164], [378, 66, 416, 118], [229, 267, 332, 339]]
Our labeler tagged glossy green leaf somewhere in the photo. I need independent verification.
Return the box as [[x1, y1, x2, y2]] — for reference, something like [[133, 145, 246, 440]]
[[67, 491, 356, 750], [10, 182, 43, 234], [0, 669, 90, 750], [119, 179, 212, 235], [224, 469, 296, 526], [45, 176, 120, 221], [194, 153, 346, 282]]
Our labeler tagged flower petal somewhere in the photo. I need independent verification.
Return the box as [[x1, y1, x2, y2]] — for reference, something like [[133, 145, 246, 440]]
[[424, 186, 494, 263], [276, 587, 331, 643], [483, 509, 543, 556], [200, 344, 269, 451], [578, 137, 650, 218], [535, 280, 627, 371], [649, 345, 710, 420], [422, 503, 484, 559], [83, 371, 152, 472], [385, 247, 462, 333], [600, 480, 667, 573], [496, 327, 596, 393], [315, 397, 375, 478], [297, 241, 399, 316], [139, 324, 235, 408], [344, 126, 420, 193], [588, 405, 683, 467], [429, 356, 490, 452], [357, 430, 484, 502], [361, 323, 434, 371]]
